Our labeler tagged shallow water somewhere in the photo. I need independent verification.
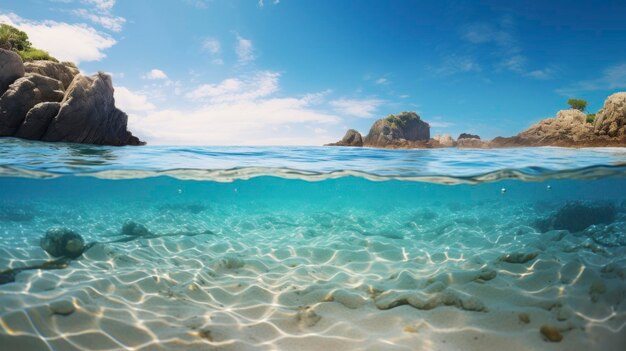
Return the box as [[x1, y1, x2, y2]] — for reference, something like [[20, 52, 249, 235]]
[[0, 139, 625, 350]]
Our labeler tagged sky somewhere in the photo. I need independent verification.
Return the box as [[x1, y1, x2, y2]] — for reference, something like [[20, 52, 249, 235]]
[[1, 0, 626, 145]]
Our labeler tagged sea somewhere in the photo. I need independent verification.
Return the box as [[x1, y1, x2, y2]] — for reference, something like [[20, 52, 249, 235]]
[[0, 137, 625, 350]]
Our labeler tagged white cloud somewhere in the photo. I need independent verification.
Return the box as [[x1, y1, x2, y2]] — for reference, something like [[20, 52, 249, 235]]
[[202, 38, 221, 54], [186, 71, 279, 102], [258, 0, 280, 7], [0, 12, 115, 63], [429, 121, 454, 128], [85, 0, 116, 11], [114, 86, 155, 113], [526, 68, 555, 80], [236, 35, 254, 64], [71, 8, 125, 32], [434, 55, 481, 76], [557, 63, 626, 95], [330, 98, 383, 118], [143, 69, 168, 80], [375, 77, 389, 85], [128, 97, 339, 145]]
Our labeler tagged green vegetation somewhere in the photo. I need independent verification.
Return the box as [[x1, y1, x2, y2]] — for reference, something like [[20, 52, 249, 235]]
[[0, 23, 57, 62], [586, 113, 596, 123], [567, 98, 588, 112], [385, 112, 416, 129]]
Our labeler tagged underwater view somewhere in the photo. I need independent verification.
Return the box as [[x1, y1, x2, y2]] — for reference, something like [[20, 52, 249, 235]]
[[0, 139, 625, 350]]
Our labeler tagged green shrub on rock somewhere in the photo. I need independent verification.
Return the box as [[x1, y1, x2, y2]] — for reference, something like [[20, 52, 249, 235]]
[[567, 98, 588, 112]]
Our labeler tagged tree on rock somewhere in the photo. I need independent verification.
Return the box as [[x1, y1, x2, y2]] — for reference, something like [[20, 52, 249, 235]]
[[0, 24, 57, 62], [567, 98, 587, 112]]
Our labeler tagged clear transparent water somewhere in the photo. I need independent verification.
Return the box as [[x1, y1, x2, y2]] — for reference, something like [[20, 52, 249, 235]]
[[1, 138, 625, 350]]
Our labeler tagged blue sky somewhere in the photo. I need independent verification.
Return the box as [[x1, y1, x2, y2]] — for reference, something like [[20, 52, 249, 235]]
[[1, 0, 625, 145]]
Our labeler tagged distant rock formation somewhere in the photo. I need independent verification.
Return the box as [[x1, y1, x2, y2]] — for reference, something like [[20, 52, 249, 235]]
[[432, 134, 455, 147], [491, 93, 626, 147], [364, 112, 430, 147], [327, 93, 626, 149], [325, 129, 363, 146], [594, 92, 626, 138], [0, 48, 144, 146], [458, 133, 480, 140], [456, 133, 486, 148]]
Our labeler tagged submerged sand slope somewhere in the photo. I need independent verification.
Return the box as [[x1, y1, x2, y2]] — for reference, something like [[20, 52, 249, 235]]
[[0, 199, 625, 350]]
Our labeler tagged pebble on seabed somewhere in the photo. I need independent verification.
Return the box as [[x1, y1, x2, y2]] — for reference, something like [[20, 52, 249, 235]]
[[540, 325, 563, 342], [501, 188, 507, 194]]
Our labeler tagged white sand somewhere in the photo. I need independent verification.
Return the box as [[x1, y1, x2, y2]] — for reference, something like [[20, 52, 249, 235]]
[[0, 201, 625, 350]]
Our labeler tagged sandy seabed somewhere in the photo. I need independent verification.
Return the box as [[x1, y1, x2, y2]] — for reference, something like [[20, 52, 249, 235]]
[[0, 199, 625, 351]]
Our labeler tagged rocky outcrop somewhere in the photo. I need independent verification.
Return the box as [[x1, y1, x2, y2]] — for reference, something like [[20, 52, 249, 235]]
[[14, 102, 61, 140], [42, 73, 143, 145], [24, 61, 80, 90], [363, 112, 430, 147], [456, 133, 487, 148], [432, 134, 455, 147], [326, 129, 363, 146], [458, 133, 480, 140], [0, 49, 24, 94], [0, 73, 64, 135], [594, 92, 626, 139], [491, 109, 596, 147], [0, 49, 144, 146]]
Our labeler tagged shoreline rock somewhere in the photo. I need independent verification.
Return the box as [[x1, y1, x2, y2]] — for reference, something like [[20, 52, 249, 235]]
[[327, 92, 626, 149], [0, 48, 144, 146]]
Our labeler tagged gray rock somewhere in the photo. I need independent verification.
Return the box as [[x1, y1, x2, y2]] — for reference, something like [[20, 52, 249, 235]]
[[326, 129, 363, 146], [24, 61, 80, 91], [0, 49, 24, 95], [49, 299, 75, 316], [539, 201, 617, 233], [121, 219, 152, 237], [0, 73, 64, 136], [594, 92, 626, 138], [40, 227, 86, 259], [364, 112, 430, 147], [42, 72, 144, 145], [14, 102, 60, 140], [457, 138, 487, 148]]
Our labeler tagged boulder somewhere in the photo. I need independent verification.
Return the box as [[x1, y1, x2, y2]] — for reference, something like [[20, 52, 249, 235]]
[[433, 134, 455, 147], [535, 201, 617, 233], [326, 129, 363, 147], [0, 49, 24, 95], [24, 61, 80, 91], [40, 227, 86, 259], [364, 112, 430, 147], [0, 73, 64, 136], [14, 102, 61, 140], [458, 133, 480, 140], [594, 92, 626, 139], [42, 72, 144, 145], [121, 219, 152, 237]]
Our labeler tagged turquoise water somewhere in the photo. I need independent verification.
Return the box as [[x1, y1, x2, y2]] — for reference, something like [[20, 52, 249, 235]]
[[0, 138, 626, 350]]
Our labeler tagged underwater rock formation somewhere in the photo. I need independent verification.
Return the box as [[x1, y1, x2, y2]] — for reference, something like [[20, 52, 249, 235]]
[[0, 48, 144, 146], [121, 219, 152, 237], [536, 201, 617, 233], [40, 227, 86, 259]]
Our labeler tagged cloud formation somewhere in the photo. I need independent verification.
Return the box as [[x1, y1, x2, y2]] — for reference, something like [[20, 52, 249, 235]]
[[143, 69, 168, 80], [557, 63, 626, 95], [0, 12, 116, 63], [236, 35, 254, 64], [330, 98, 383, 118]]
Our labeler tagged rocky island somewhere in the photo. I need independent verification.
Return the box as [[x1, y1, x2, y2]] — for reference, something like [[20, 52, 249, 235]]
[[0, 46, 143, 146], [327, 92, 626, 149]]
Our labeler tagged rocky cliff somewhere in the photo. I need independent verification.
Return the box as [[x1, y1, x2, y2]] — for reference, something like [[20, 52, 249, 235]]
[[491, 93, 626, 147], [0, 48, 143, 146]]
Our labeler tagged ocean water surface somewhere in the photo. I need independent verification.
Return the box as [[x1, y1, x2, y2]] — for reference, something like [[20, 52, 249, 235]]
[[0, 137, 625, 350]]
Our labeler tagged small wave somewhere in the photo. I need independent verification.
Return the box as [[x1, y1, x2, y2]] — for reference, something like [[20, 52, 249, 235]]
[[1, 164, 625, 184]]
